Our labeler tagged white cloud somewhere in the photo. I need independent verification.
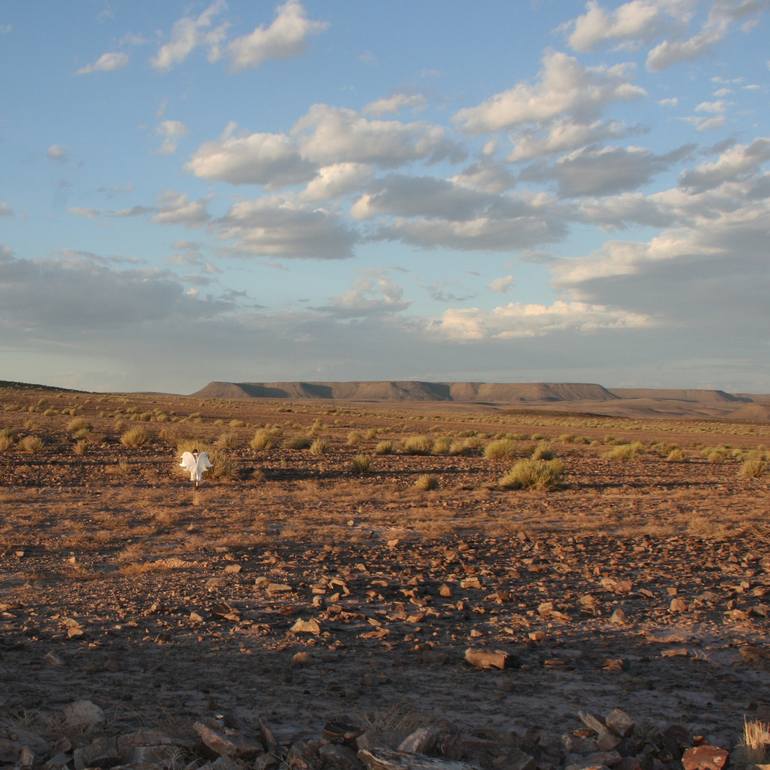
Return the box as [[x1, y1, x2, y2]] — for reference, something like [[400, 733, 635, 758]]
[[508, 119, 629, 161], [216, 196, 356, 259], [151, 0, 228, 72], [227, 0, 328, 71], [453, 51, 645, 133], [695, 99, 726, 113], [564, 0, 693, 52], [76, 51, 129, 75], [156, 119, 187, 155], [488, 275, 515, 293], [658, 97, 679, 107], [152, 192, 210, 226], [683, 114, 726, 131], [364, 93, 427, 116], [435, 300, 650, 340], [47, 145, 67, 161], [450, 161, 516, 193], [646, 0, 769, 71], [69, 207, 100, 219], [680, 137, 770, 190], [187, 123, 316, 186], [294, 104, 465, 167], [300, 163, 373, 201], [317, 272, 410, 317], [0, 202, 13, 217], [522, 143, 693, 197]]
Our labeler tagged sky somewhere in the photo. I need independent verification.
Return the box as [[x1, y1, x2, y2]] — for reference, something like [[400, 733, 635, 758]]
[[0, 0, 769, 394]]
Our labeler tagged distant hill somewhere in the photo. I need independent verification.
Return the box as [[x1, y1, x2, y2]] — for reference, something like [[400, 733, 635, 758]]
[[190, 380, 770, 421], [194, 380, 620, 403], [0, 380, 84, 393]]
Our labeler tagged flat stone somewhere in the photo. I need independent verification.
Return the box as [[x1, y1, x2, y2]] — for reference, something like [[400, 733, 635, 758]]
[[63, 700, 105, 731], [682, 746, 729, 770]]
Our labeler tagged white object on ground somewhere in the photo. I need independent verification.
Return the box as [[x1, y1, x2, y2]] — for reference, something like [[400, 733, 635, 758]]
[[180, 451, 213, 482]]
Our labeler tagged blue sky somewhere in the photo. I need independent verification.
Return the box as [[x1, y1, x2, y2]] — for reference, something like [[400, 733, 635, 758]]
[[1, 0, 768, 392]]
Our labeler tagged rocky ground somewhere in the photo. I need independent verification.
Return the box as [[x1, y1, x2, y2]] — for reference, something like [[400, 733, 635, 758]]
[[1, 388, 769, 769]]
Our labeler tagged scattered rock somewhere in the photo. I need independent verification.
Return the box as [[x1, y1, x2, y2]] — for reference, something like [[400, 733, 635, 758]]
[[63, 699, 105, 731], [464, 648, 515, 670], [681, 746, 729, 770]]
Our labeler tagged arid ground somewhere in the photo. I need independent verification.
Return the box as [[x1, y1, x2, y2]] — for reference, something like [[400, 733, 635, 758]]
[[1, 385, 769, 767]]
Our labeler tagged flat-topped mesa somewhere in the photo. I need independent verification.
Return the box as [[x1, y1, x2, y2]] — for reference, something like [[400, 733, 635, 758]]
[[609, 388, 750, 404], [191, 380, 617, 403]]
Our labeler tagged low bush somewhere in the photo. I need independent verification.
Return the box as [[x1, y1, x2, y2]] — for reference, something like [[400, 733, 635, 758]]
[[350, 454, 371, 474], [19, 435, 44, 452], [531, 442, 555, 461], [739, 457, 766, 479], [414, 473, 439, 491], [499, 459, 564, 490], [402, 435, 432, 455], [484, 438, 518, 460], [120, 426, 151, 448], [284, 434, 312, 450]]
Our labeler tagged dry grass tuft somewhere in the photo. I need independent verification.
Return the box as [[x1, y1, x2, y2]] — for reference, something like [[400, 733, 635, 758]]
[[374, 440, 394, 455], [739, 457, 766, 479], [19, 435, 44, 452], [402, 435, 432, 455], [604, 442, 643, 461], [414, 473, 439, 491], [499, 459, 564, 490], [350, 454, 372, 474], [250, 428, 280, 450], [284, 434, 313, 450], [121, 426, 152, 448], [666, 448, 685, 462], [738, 719, 770, 765], [484, 438, 518, 460], [531, 442, 555, 461], [309, 438, 328, 456]]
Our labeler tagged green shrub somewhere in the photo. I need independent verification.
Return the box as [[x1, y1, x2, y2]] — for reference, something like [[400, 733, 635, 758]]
[[531, 442, 555, 461], [414, 473, 438, 491], [120, 426, 151, 448], [350, 454, 371, 474], [499, 459, 564, 490], [484, 438, 518, 460], [402, 435, 432, 455], [374, 440, 394, 455]]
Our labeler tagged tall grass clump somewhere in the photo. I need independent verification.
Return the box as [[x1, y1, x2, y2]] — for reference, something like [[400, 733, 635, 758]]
[[284, 434, 312, 450], [414, 473, 439, 491], [250, 428, 280, 450], [19, 435, 44, 453], [739, 457, 766, 479], [402, 435, 432, 455], [350, 454, 371, 474], [432, 437, 452, 455], [484, 438, 518, 460], [499, 459, 564, 490], [666, 448, 685, 462], [67, 417, 91, 434], [450, 437, 483, 456], [346, 430, 363, 446], [531, 442, 555, 461], [374, 440, 394, 455], [216, 432, 241, 449], [120, 426, 151, 448], [0, 432, 14, 451], [604, 441, 643, 461], [309, 438, 328, 456]]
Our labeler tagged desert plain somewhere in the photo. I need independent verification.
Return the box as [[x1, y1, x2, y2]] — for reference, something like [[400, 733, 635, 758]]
[[1, 382, 769, 770]]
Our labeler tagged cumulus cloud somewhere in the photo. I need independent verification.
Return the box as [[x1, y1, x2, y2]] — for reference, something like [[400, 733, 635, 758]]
[[300, 163, 373, 201], [151, 192, 210, 226], [434, 300, 650, 341], [364, 93, 427, 116], [488, 275, 515, 293], [0, 249, 231, 331], [680, 137, 770, 191], [646, 0, 769, 71], [216, 196, 356, 259], [151, 0, 228, 71], [316, 272, 410, 317], [658, 97, 679, 107], [293, 104, 465, 167], [76, 51, 129, 75], [156, 119, 187, 155], [453, 51, 645, 133], [227, 0, 328, 71], [187, 123, 316, 186], [450, 161, 516, 193], [522, 143, 694, 197], [508, 119, 630, 162], [47, 145, 67, 161]]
